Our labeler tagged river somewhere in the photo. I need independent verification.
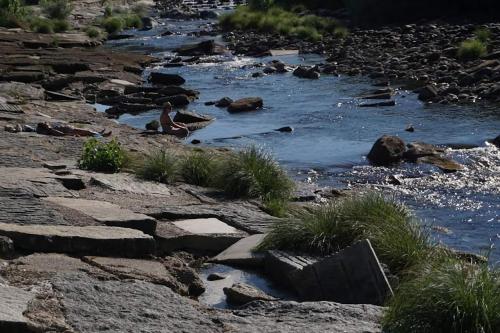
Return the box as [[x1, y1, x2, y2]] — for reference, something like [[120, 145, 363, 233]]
[[105, 13, 500, 264]]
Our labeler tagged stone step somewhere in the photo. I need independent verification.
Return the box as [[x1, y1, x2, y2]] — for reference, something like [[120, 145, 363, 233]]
[[0, 222, 155, 257], [44, 197, 157, 235], [265, 250, 318, 289], [0, 285, 34, 332], [212, 234, 267, 267]]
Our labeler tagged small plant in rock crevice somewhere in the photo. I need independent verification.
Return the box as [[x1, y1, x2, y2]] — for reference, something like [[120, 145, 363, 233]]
[[139, 149, 178, 184], [79, 138, 126, 173]]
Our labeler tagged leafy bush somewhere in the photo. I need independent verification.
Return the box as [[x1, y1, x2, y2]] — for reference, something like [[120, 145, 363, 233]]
[[41, 0, 72, 20], [258, 193, 431, 276], [85, 26, 101, 38], [52, 18, 69, 32], [139, 150, 178, 184], [219, 146, 294, 203], [79, 138, 125, 173], [102, 16, 124, 33], [0, 0, 28, 28], [179, 151, 217, 187], [458, 38, 487, 60], [383, 259, 500, 333], [123, 13, 142, 29], [475, 27, 491, 43], [249, 0, 274, 10]]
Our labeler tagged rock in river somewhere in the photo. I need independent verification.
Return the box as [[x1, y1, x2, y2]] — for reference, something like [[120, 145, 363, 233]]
[[227, 97, 264, 113], [367, 135, 406, 166], [175, 40, 227, 56], [149, 72, 186, 86], [223, 283, 277, 305], [215, 97, 233, 107], [293, 66, 320, 79]]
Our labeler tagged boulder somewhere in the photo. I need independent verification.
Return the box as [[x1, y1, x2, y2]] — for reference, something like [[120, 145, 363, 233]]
[[149, 72, 186, 86], [275, 126, 293, 133], [156, 86, 199, 98], [215, 97, 233, 107], [491, 134, 500, 148], [146, 120, 160, 131], [173, 110, 213, 124], [0, 236, 14, 259], [367, 135, 406, 166], [141, 17, 158, 31], [155, 94, 191, 107], [175, 40, 227, 56], [293, 66, 320, 79], [418, 85, 439, 101], [227, 97, 263, 113], [207, 273, 227, 281], [223, 283, 277, 305], [290, 240, 393, 305], [403, 142, 445, 161]]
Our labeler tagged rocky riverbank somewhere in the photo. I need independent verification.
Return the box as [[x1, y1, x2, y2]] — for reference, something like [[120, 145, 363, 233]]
[[223, 21, 500, 105]]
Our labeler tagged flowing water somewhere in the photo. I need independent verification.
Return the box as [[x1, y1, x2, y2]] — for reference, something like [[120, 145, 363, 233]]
[[106, 15, 500, 264]]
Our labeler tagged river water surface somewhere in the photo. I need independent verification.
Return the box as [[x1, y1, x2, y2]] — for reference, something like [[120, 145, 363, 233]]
[[106, 15, 500, 264]]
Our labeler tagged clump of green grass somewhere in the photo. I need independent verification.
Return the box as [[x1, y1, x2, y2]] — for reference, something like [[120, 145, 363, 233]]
[[0, 0, 29, 28], [474, 27, 491, 43], [257, 193, 431, 276], [100, 13, 142, 34], [79, 138, 125, 173], [458, 39, 487, 60], [179, 151, 217, 187], [52, 18, 69, 32], [219, 5, 343, 41], [40, 0, 72, 20], [383, 259, 500, 333], [219, 146, 294, 203], [139, 150, 177, 184], [30, 17, 54, 33]]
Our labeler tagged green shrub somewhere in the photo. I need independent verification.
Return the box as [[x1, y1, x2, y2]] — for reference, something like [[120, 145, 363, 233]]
[[123, 13, 142, 29], [249, 0, 274, 10], [139, 150, 177, 184], [85, 26, 101, 38], [41, 0, 72, 20], [219, 146, 294, 202], [31, 18, 53, 33], [52, 19, 69, 32], [383, 259, 500, 333], [104, 5, 112, 17], [258, 193, 431, 276], [179, 151, 217, 187], [79, 138, 125, 173], [458, 39, 487, 60], [0, 0, 28, 28], [102, 16, 124, 34]]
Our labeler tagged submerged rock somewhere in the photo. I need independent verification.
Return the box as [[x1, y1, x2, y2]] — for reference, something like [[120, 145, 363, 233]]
[[175, 40, 227, 56], [491, 134, 500, 148], [215, 97, 233, 108], [293, 66, 320, 79], [367, 135, 406, 166], [227, 97, 264, 113], [207, 273, 227, 281], [403, 142, 445, 161], [223, 283, 277, 305], [275, 126, 294, 133], [418, 85, 439, 101]]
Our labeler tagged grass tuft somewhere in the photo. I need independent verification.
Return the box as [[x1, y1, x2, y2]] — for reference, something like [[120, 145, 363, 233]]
[[40, 0, 72, 20], [139, 150, 177, 184], [179, 151, 217, 187], [85, 26, 101, 38], [257, 193, 432, 276], [219, 146, 294, 203], [79, 138, 125, 173], [383, 259, 500, 333], [458, 38, 487, 60]]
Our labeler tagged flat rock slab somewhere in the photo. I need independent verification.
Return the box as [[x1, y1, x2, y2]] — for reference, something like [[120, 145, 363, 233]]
[[155, 221, 244, 254], [53, 272, 383, 333], [0, 285, 34, 332], [86, 172, 172, 196], [212, 234, 267, 267], [0, 222, 155, 257], [292, 240, 393, 305], [173, 218, 239, 234], [44, 197, 157, 235]]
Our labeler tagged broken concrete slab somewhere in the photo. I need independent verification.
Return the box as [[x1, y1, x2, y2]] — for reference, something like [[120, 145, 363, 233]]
[[265, 251, 318, 290], [172, 218, 239, 234], [212, 234, 267, 267], [224, 283, 277, 305], [0, 285, 34, 333], [291, 240, 393, 305], [155, 221, 244, 254], [43, 197, 157, 235], [0, 222, 155, 257]]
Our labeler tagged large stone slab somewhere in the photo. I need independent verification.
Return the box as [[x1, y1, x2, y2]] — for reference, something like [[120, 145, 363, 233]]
[[155, 220, 244, 254], [0, 285, 34, 333], [173, 218, 239, 234], [265, 251, 318, 289], [44, 197, 157, 235], [0, 222, 155, 257], [212, 234, 267, 267], [291, 240, 393, 305]]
